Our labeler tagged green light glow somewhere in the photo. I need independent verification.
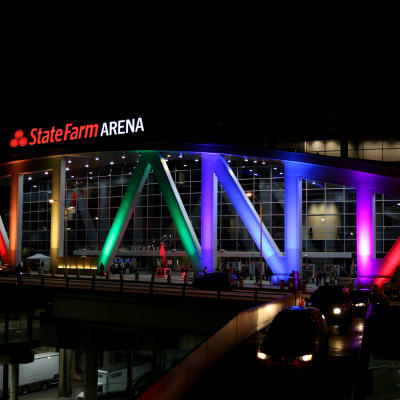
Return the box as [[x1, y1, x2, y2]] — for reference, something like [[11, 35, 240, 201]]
[[148, 153, 202, 271], [98, 152, 202, 271], [98, 158, 151, 269]]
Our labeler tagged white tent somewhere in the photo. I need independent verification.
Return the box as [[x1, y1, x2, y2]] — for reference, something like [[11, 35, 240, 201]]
[[27, 253, 51, 269]]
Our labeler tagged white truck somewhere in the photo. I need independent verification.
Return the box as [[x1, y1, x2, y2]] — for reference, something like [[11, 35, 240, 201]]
[[75, 361, 152, 400], [0, 351, 59, 395]]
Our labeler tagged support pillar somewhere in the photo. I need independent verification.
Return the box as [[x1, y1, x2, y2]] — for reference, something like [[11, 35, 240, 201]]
[[9, 173, 23, 267], [151, 348, 165, 380], [58, 348, 72, 398], [2, 364, 9, 400], [284, 162, 302, 275], [50, 158, 66, 271], [83, 344, 98, 400], [126, 350, 132, 398], [356, 184, 380, 281], [9, 364, 18, 400], [201, 154, 218, 272]]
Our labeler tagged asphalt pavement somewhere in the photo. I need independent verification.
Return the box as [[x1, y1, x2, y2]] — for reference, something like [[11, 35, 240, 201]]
[[183, 318, 364, 400], [23, 380, 83, 400]]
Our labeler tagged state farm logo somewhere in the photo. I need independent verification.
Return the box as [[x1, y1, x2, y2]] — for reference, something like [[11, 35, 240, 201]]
[[9, 117, 144, 149], [10, 130, 28, 147]]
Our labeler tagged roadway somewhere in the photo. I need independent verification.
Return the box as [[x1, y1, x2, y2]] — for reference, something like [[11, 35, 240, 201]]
[[183, 317, 364, 400], [23, 380, 83, 400]]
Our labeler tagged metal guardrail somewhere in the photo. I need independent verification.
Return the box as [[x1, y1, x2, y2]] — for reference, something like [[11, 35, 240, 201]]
[[0, 274, 289, 303], [351, 302, 373, 400]]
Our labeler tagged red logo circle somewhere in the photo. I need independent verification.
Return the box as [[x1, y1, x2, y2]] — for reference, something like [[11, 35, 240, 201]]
[[10, 138, 19, 148], [10, 130, 27, 147]]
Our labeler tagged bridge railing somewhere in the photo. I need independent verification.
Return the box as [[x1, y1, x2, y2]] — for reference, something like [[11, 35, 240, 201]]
[[138, 292, 300, 400], [0, 274, 291, 303]]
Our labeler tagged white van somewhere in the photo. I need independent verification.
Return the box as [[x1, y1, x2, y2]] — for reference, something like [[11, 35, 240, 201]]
[[0, 352, 59, 395], [75, 361, 152, 399]]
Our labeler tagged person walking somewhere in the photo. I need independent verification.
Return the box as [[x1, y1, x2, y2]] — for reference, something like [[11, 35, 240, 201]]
[[254, 266, 259, 286]]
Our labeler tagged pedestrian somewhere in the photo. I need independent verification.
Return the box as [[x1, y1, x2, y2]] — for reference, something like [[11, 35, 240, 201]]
[[315, 271, 320, 286], [330, 273, 335, 285], [203, 266, 208, 275], [254, 266, 259, 286], [308, 227, 313, 239], [181, 265, 185, 279]]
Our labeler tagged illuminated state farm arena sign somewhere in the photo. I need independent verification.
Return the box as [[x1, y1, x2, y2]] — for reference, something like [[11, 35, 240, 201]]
[[9, 118, 144, 148]]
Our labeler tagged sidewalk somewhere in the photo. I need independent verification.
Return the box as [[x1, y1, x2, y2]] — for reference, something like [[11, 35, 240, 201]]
[[28, 270, 319, 293]]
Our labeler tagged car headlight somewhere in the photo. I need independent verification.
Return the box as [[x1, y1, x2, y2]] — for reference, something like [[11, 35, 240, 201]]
[[355, 302, 365, 307], [257, 351, 269, 360], [297, 354, 313, 362], [333, 307, 341, 315]]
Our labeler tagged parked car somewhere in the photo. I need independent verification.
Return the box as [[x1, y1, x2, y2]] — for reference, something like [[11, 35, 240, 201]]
[[257, 306, 329, 368], [130, 370, 152, 399], [0, 265, 14, 276], [350, 288, 373, 315], [0, 352, 59, 396], [307, 285, 352, 332], [75, 361, 152, 400], [192, 272, 238, 290], [351, 288, 390, 315]]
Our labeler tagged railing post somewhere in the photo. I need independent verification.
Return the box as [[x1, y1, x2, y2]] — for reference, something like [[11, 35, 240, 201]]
[[92, 271, 96, 290]]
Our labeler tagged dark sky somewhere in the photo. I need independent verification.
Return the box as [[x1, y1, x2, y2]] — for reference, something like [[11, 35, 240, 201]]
[[3, 77, 400, 158]]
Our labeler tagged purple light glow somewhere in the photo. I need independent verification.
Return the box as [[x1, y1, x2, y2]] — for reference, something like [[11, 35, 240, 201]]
[[201, 154, 287, 275]]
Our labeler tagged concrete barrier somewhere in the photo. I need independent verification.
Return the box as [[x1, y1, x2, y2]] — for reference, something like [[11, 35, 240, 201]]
[[138, 293, 299, 400]]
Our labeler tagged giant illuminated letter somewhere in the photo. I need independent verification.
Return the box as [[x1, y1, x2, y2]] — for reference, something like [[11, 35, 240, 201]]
[[201, 154, 293, 277], [98, 152, 202, 271]]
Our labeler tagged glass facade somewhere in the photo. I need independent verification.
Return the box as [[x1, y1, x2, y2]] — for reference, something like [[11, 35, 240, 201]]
[[16, 150, 400, 271], [22, 171, 53, 257], [302, 180, 357, 254], [375, 194, 400, 257], [63, 152, 285, 256]]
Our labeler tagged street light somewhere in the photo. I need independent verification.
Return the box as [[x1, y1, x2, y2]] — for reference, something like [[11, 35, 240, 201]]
[[49, 199, 75, 269], [246, 191, 264, 288]]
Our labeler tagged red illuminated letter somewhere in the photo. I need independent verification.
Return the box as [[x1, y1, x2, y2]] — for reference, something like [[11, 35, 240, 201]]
[[54, 129, 63, 142], [64, 124, 72, 141], [29, 129, 37, 145]]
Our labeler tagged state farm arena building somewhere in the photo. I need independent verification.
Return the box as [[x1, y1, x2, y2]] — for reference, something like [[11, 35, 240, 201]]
[[1, 116, 399, 286]]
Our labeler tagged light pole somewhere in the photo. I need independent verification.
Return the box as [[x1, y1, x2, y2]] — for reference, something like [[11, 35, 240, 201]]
[[49, 199, 75, 269], [246, 192, 263, 288]]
